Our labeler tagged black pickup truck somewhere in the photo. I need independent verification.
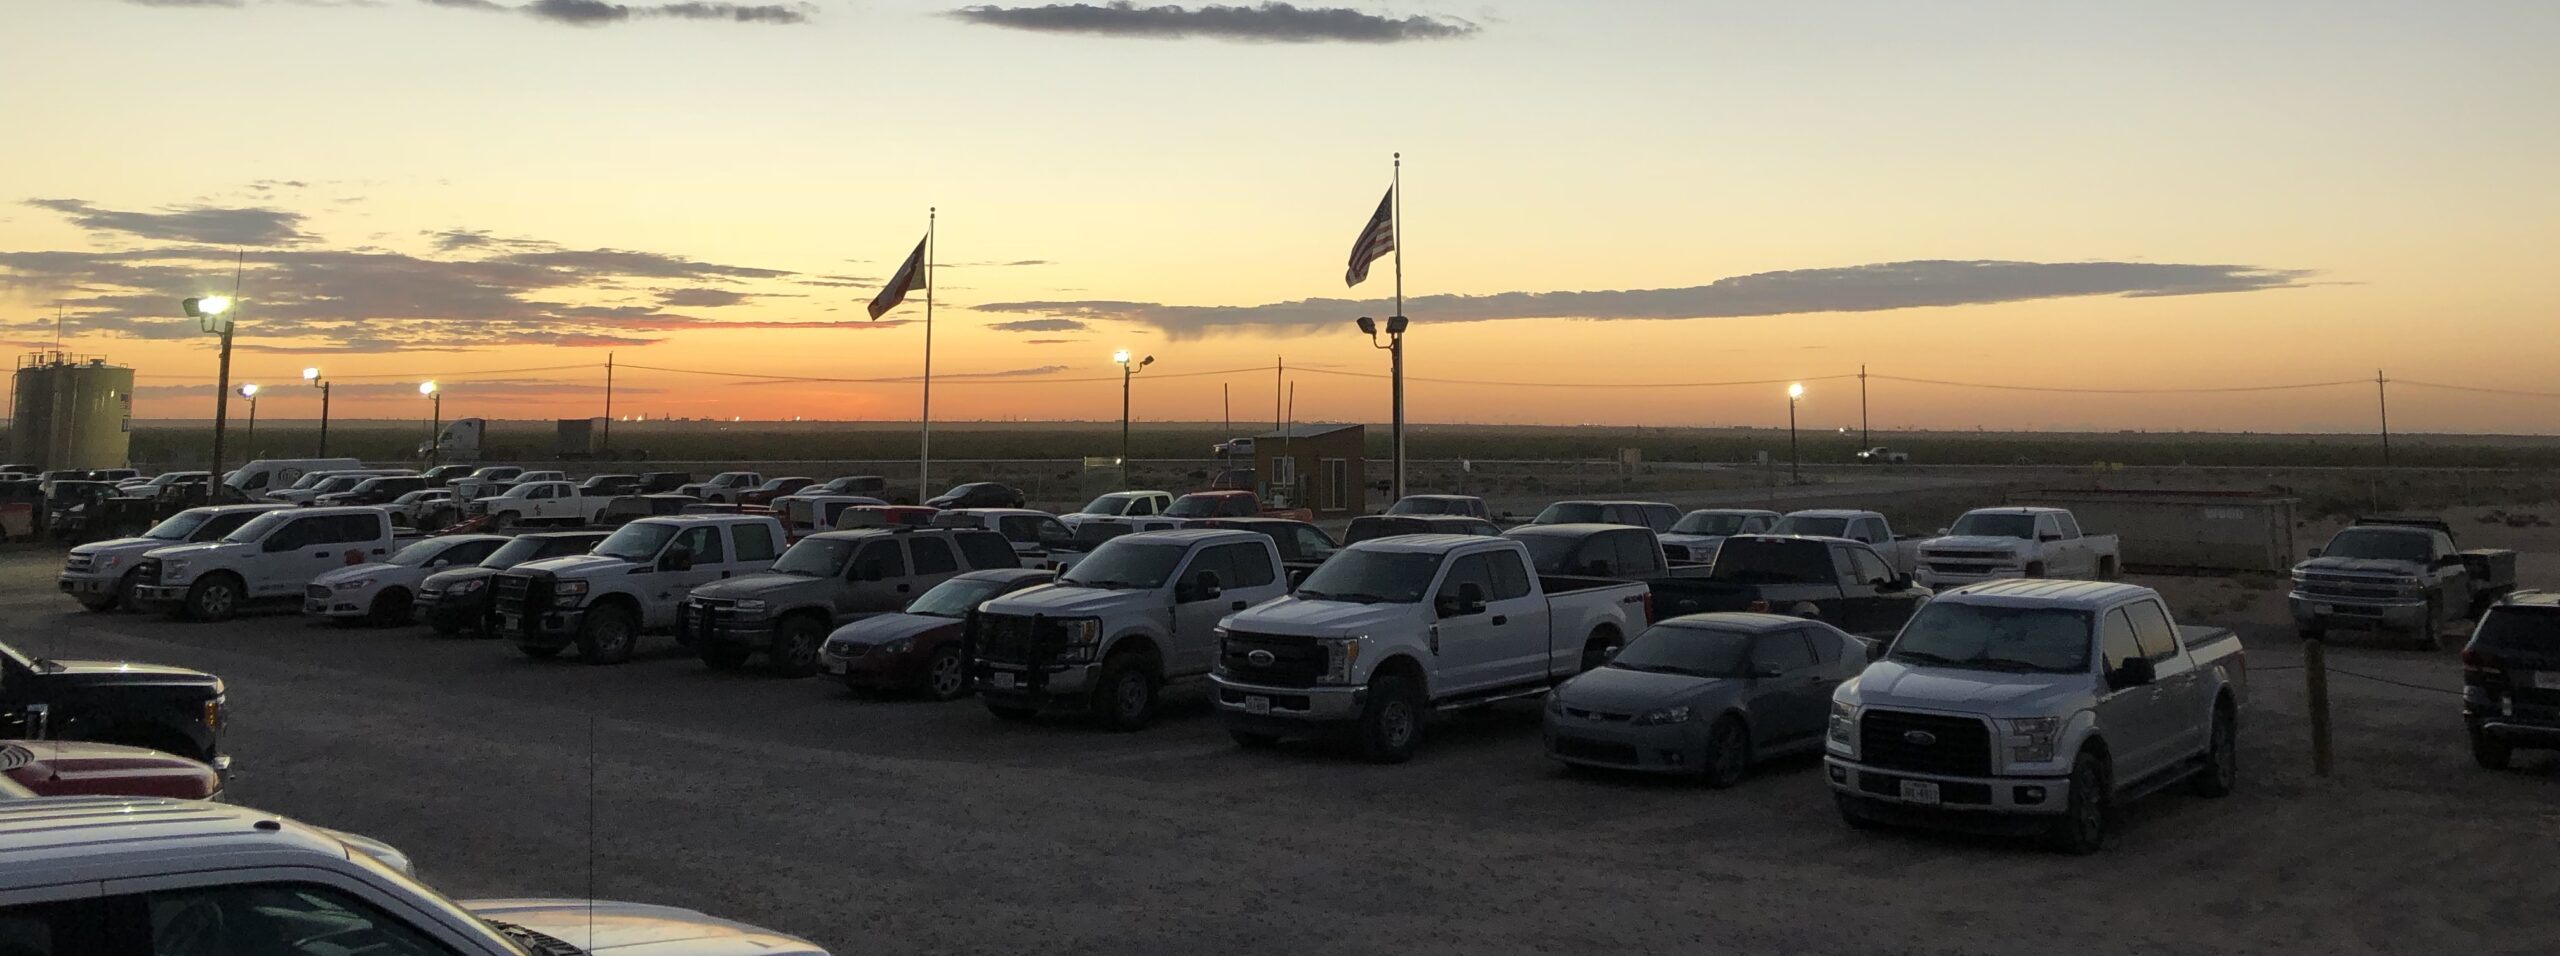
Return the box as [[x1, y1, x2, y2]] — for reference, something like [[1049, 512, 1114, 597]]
[[2290, 516, 2520, 648], [0, 638, 227, 770], [1645, 534, 1932, 638]]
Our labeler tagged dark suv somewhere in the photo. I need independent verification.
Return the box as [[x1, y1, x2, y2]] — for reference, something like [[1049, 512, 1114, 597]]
[[2462, 590, 2560, 770], [925, 482, 1025, 510]]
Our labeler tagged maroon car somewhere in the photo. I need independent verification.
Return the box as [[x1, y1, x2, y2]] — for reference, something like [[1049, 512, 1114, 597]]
[[2, 739, 222, 800], [817, 568, 1054, 699], [737, 476, 820, 508]]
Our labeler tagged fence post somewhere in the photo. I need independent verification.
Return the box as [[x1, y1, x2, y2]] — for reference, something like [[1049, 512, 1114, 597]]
[[2304, 638, 2333, 777]]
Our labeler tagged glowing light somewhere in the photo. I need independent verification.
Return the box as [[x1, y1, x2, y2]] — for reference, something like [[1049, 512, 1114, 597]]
[[419, 381, 438, 396], [1788, 382, 1805, 400]]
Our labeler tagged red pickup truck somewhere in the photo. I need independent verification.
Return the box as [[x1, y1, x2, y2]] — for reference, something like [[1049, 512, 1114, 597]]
[[1165, 490, 1313, 523]]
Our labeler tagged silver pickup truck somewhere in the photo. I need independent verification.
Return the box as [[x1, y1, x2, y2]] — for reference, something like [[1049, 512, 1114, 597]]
[[1826, 580, 2245, 853]]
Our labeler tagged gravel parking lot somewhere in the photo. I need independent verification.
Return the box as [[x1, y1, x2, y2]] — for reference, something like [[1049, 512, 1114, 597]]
[[1, 530, 2547, 955]]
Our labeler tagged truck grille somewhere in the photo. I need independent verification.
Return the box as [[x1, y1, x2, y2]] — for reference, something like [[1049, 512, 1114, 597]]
[[493, 572, 554, 617], [1551, 737, 1640, 765], [63, 553, 94, 572], [976, 613, 1068, 666], [2297, 573, 2411, 600], [306, 585, 330, 601], [1859, 709, 1993, 777], [1218, 631, 1327, 687]]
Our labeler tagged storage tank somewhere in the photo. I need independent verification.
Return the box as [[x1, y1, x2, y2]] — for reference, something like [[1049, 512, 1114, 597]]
[[9, 353, 135, 471]]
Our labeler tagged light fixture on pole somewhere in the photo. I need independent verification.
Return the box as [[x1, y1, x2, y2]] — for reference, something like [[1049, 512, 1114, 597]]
[[1786, 382, 1805, 485], [1114, 349, 1153, 488], [182, 295, 237, 486], [1355, 314, 1409, 501], [419, 381, 442, 467], [303, 366, 331, 457], [238, 384, 260, 455]]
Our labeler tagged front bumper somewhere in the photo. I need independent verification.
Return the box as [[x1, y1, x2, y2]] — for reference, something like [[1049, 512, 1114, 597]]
[[416, 591, 488, 629], [1542, 714, 1710, 774], [303, 585, 378, 619], [1208, 674, 1367, 724], [681, 605, 776, 648], [823, 643, 929, 689], [499, 605, 587, 645], [2288, 593, 2428, 630], [1824, 757, 2070, 815], [129, 582, 195, 607], [58, 572, 116, 596], [974, 660, 1099, 710]]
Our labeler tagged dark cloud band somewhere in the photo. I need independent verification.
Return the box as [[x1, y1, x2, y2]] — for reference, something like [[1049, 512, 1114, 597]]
[[948, 2, 1477, 43]]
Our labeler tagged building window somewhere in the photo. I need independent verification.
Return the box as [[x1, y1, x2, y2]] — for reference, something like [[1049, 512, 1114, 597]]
[[1272, 456, 1298, 504], [1322, 458, 1347, 511]]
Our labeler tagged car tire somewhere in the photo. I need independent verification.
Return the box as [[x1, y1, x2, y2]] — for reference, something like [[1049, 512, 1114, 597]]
[[183, 574, 243, 623], [1700, 715, 1751, 789], [1356, 671, 1425, 764], [109, 568, 141, 611], [517, 642, 564, 660], [2024, 562, 2048, 579], [576, 604, 640, 665], [1834, 793, 1886, 831], [1228, 728, 1282, 750], [2190, 704, 2238, 797], [428, 615, 466, 637], [765, 616, 826, 678], [2469, 726, 2512, 770], [1093, 651, 1160, 732], [985, 702, 1038, 722], [76, 594, 118, 613], [698, 642, 751, 671], [2046, 750, 2110, 855], [923, 645, 971, 701], [2417, 596, 2445, 651], [366, 588, 413, 628]]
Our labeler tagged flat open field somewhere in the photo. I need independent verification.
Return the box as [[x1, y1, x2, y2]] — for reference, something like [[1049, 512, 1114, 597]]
[[1, 485, 2550, 954]]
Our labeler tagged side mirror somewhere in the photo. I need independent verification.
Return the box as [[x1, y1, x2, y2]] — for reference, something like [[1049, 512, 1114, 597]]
[[1192, 570, 1224, 601], [1456, 581, 1488, 615], [2108, 656, 2157, 691], [1936, 528, 1951, 536], [660, 547, 694, 572], [2039, 532, 2064, 542], [431, 559, 451, 569], [2306, 548, 2322, 559], [2435, 554, 2464, 569], [1888, 574, 1913, 591]]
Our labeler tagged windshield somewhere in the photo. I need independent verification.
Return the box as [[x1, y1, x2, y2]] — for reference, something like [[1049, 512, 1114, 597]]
[[2473, 606, 2559, 655], [1772, 515, 1849, 537], [482, 537, 548, 568], [470, 467, 514, 478], [388, 540, 448, 567], [1079, 495, 1134, 515], [221, 511, 294, 544], [1295, 549, 1441, 603], [1709, 539, 1834, 583], [2322, 528, 2431, 562], [1163, 495, 1228, 519], [772, 538, 857, 577], [594, 522, 679, 562], [1535, 502, 1603, 524], [1889, 602, 2093, 673], [1671, 512, 1753, 536], [1511, 535, 1582, 575], [1609, 625, 1752, 678], [1950, 512, 2038, 539], [1389, 497, 1466, 516], [908, 577, 1015, 617], [143, 511, 213, 541], [286, 472, 336, 491], [317, 476, 366, 493], [1059, 541, 1189, 589]]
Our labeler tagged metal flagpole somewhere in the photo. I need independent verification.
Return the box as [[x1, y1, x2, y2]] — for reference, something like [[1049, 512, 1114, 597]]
[[1390, 153, 1406, 501], [920, 208, 936, 501]]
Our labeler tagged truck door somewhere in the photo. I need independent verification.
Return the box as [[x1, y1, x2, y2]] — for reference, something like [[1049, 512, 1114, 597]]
[[1484, 549, 1555, 679], [650, 525, 730, 629], [1834, 545, 1901, 636], [1427, 551, 1507, 694], [2126, 599, 2206, 758], [1169, 545, 1254, 675], [2094, 607, 2172, 780]]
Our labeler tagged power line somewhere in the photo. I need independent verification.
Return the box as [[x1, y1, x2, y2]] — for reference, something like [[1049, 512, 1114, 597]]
[[2395, 380, 2560, 399], [1866, 374, 2368, 395], [1294, 368, 1866, 389], [613, 362, 1278, 385]]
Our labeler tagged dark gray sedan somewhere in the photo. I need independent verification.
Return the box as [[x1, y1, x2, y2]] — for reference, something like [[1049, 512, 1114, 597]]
[[1543, 613, 1873, 787]]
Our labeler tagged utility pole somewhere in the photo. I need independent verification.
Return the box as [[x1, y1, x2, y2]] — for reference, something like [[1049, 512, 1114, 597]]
[[2376, 369, 2392, 468], [1860, 364, 1870, 448], [602, 352, 615, 459]]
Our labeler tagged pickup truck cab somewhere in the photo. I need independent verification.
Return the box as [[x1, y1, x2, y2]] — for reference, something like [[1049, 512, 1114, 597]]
[[494, 513, 787, 664], [1048, 514, 1188, 572], [467, 479, 609, 528], [1659, 508, 1782, 564], [1775, 509, 1923, 575], [1533, 499, 1680, 533], [779, 494, 890, 540], [315, 474, 427, 508], [1503, 523, 1681, 580], [130, 507, 397, 622], [59, 504, 289, 612], [0, 797, 829, 956], [269, 469, 410, 506], [1344, 513, 1501, 544], [926, 481, 1028, 510], [1387, 494, 1491, 519], [1165, 489, 1313, 523], [304, 534, 510, 626], [1649, 535, 1932, 637], [1189, 517, 1340, 566], [933, 508, 1079, 567], [0, 638, 227, 769], [447, 465, 523, 501], [1827, 580, 2245, 853], [1918, 507, 2122, 588], [679, 470, 766, 504], [575, 473, 642, 497], [681, 526, 1019, 676], [1212, 535, 1654, 762], [738, 476, 820, 507], [1061, 490, 1174, 530], [2291, 516, 2518, 648], [972, 529, 1291, 729]]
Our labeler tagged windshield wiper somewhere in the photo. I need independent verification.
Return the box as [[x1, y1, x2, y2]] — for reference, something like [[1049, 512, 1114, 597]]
[[1977, 657, 2063, 673], [484, 919, 586, 956], [1890, 649, 1962, 666]]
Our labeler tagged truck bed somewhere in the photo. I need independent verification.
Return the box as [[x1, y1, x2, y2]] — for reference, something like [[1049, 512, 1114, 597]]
[[2179, 624, 2247, 702], [2461, 548, 2519, 590]]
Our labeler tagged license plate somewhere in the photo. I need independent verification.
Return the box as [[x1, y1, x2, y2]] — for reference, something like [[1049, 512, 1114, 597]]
[[500, 613, 520, 630], [1244, 696, 1273, 716], [989, 672, 1016, 691], [1899, 779, 1942, 805], [303, 602, 324, 613], [822, 659, 847, 676], [2312, 603, 2336, 615]]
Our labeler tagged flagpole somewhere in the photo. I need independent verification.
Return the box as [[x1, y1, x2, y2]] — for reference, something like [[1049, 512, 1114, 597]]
[[920, 207, 936, 502], [1390, 152, 1406, 502]]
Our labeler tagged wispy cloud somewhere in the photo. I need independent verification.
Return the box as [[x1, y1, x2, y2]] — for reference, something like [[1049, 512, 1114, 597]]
[[123, 0, 244, 7], [986, 317, 1089, 333], [974, 260, 2319, 340], [24, 199, 314, 246], [521, 0, 814, 25], [948, 2, 1477, 43]]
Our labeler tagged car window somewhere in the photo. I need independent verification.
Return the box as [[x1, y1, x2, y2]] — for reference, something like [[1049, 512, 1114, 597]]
[[2126, 600, 2182, 661], [674, 525, 727, 564], [1611, 530, 1659, 577], [1852, 518, 1886, 542], [142, 883, 462, 956], [1644, 504, 1679, 532], [0, 898, 96, 955], [1745, 515, 1775, 533], [1293, 525, 1335, 559], [1802, 625, 1844, 663], [997, 515, 1040, 542], [857, 540, 907, 578], [955, 531, 1020, 569], [330, 514, 380, 544], [1846, 547, 1893, 585], [1218, 541, 1277, 588], [911, 536, 960, 575], [732, 522, 779, 563], [2035, 513, 2060, 538], [1750, 631, 1817, 674], [2100, 608, 2141, 673], [1436, 551, 1498, 602], [2056, 513, 2082, 537], [1486, 549, 1534, 600], [440, 539, 504, 565]]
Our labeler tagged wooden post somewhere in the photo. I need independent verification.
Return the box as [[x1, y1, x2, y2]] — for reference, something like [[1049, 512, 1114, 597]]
[[2304, 638, 2333, 776]]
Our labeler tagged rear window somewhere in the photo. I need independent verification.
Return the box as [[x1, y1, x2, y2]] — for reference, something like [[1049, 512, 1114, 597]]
[[955, 531, 1020, 569], [2473, 606, 2560, 656], [1709, 538, 1834, 583]]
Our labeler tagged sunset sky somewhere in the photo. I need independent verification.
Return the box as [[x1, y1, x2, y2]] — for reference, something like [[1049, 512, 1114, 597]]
[[5, 0, 2555, 433]]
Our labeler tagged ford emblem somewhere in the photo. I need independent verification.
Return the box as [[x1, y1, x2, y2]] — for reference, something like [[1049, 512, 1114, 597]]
[[1903, 730, 1937, 746], [1247, 649, 1276, 666]]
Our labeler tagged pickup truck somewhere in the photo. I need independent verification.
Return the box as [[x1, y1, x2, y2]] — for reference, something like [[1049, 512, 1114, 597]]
[[1532, 500, 1680, 533], [679, 470, 766, 504], [416, 531, 609, 636], [1060, 489, 1174, 531], [2291, 516, 2518, 648], [1826, 580, 2245, 853], [0, 798, 830, 956], [1917, 507, 2122, 588], [1503, 523, 1689, 581], [1343, 513, 1501, 544], [1387, 494, 1491, 519], [1165, 490, 1314, 523], [59, 504, 289, 612], [268, 469, 410, 506], [1774, 509, 1924, 575], [1855, 446, 1910, 463], [1658, 508, 1781, 564], [737, 476, 820, 507], [1648, 534, 1933, 637], [680, 526, 1019, 675], [1211, 534, 1654, 762], [447, 464, 524, 500], [312, 474, 427, 508], [0, 638, 227, 769], [128, 506, 397, 622], [972, 529, 1292, 729], [493, 513, 787, 664], [465, 479, 611, 528], [932, 508, 1080, 566]]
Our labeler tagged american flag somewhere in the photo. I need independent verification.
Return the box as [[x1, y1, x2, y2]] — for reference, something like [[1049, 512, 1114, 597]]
[[867, 236, 928, 319], [1344, 187, 1395, 287]]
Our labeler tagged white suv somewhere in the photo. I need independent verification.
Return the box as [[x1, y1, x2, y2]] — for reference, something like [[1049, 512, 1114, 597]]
[[130, 506, 396, 621]]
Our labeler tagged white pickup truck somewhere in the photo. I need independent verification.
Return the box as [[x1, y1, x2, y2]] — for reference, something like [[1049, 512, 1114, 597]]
[[1210, 534, 1655, 762], [466, 479, 611, 528], [971, 529, 1292, 729], [679, 471, 767, 504], [1916, 506, 2122, 588], [1774, 509, 1925, 575], [127, 506, 398, 622], [492, 513, 787, 664]]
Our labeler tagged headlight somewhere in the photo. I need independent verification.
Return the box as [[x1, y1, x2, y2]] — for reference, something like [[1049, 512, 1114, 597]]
[[2003, 716, 2061, 763], [1310, 635, 1364, 684], [1632, 705, 1692, 727], [555, 579, 591, 597], [1059, 618, 1104, 663], [161, 559, 191, 579], [333, 578, 372, 592], [203, 694, 225, 731], [880, 637, 915, 654], [99, 554, 123, 568], [732, 599, 768, 613], [1828, 699, 1857, 748], [448, 578, 488, 595]]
